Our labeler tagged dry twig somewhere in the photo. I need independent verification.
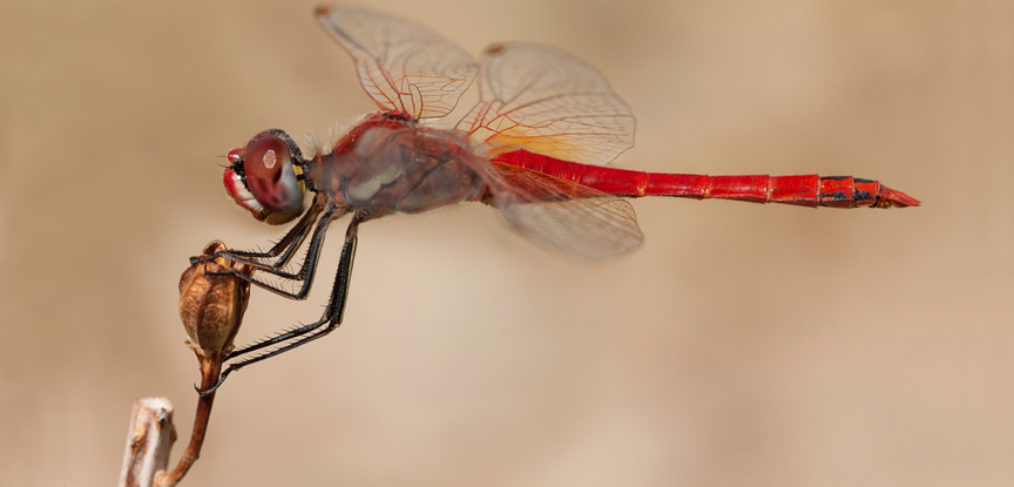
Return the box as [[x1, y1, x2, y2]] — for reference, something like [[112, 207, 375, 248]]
[[118, 398, 176, 487]]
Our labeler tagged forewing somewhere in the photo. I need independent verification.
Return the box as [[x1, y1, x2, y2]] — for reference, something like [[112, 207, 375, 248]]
[[315, 4, 478, 120], [457, 43, 635, 165], [488, 162, 643, 260]]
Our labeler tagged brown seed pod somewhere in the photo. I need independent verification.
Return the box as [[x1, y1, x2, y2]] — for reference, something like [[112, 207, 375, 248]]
[[178, 241, 253, 361]]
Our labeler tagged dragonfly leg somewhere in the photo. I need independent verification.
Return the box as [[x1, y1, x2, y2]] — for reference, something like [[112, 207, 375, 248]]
[[192, 200, 326, 272], [199, 215, 362, 396], [211, 205, 343, 299]]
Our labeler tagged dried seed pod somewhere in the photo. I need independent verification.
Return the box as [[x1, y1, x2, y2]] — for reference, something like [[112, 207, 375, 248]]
[[178, 241, 253, 360]]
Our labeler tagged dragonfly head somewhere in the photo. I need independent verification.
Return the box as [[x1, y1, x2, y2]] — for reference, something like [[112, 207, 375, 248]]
[[223, 129, 307, 225]]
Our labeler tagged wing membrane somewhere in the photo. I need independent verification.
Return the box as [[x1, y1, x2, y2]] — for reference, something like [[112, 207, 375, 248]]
[[487, 162, 643, 260], [458, 43, 635, 165], [315, 4, 478, 120]]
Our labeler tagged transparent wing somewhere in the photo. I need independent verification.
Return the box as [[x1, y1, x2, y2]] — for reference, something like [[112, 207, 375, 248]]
[[487, 162, 643, 260], [457, 43, 635, 165], [315, 4, 478, 120]]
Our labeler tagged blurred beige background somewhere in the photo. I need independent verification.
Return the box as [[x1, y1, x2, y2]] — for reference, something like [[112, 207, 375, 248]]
[[2, 0, 1012, 485]]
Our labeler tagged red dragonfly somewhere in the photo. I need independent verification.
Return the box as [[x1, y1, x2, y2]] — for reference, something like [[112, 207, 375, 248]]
[[200, 4, 918, 391]]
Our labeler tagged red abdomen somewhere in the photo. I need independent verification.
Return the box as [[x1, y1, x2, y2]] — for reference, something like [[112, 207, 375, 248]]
[[495, 150, 919, 208]]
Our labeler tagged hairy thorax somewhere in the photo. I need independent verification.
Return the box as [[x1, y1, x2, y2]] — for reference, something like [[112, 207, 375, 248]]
[[306, 119, 490, 215]]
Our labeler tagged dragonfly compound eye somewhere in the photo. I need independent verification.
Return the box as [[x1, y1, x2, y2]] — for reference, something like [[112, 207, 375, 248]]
[[222, 129, 306, 225]]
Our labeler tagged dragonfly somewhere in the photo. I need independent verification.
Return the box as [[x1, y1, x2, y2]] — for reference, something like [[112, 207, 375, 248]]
[[198, 4, 918, 392]]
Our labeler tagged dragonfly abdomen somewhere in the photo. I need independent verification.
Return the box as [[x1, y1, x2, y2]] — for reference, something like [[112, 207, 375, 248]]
[[644, 173, 919, 208], [495, 150, 919, 208]]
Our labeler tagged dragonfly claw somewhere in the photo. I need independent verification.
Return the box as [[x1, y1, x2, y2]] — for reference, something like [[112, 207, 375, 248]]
[[196, 372, 228, 398], [189, 254, 216, 266]]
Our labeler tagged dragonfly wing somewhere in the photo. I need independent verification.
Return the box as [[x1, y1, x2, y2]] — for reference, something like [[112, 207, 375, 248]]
[[315, 4, 478, 120], [488, 162, 643, 260], [457, 43, 635, 165]]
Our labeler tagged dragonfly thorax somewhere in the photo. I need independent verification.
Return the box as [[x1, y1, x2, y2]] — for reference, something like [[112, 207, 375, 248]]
[[308, 123, 488, 215]]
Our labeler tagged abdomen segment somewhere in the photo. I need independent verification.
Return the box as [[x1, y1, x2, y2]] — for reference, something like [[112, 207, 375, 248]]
[[495, 150, 919, 208]]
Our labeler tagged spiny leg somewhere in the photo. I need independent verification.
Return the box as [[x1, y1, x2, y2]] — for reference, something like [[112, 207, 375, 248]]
[[230, 214, 361, 356], [192, 200, 325, 272], [218, 203, 323, 270], [214, 205, 343, 299], [200, 215, 363, 395]]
